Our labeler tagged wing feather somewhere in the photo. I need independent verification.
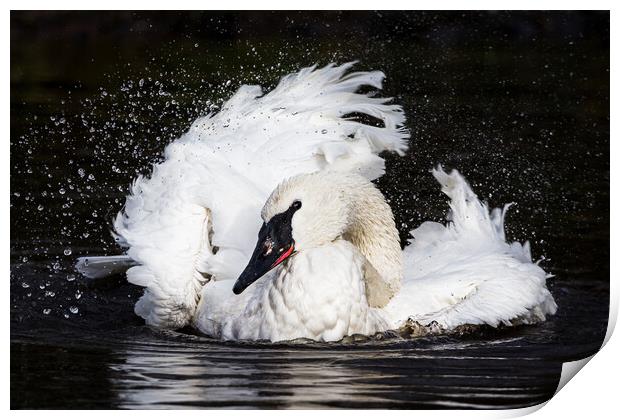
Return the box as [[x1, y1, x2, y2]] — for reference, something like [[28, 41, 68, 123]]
[[110, 63, 410, 328]]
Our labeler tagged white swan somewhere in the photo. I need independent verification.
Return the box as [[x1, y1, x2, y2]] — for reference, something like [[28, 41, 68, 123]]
[[195, 169, 557, 341], [76, 63, 556, 342]]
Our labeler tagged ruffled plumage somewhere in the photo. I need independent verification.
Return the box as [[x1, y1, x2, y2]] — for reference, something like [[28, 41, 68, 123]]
[[384, 167, 557, 330], [76, 63, 556, 340]]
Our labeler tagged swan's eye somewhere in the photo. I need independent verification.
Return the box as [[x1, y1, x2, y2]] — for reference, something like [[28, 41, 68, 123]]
[[291, 200, 302, 210]]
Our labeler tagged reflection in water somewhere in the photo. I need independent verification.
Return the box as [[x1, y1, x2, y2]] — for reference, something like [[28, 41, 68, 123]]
[[107, 331, 562, 409], [112, 343, 391, 408]]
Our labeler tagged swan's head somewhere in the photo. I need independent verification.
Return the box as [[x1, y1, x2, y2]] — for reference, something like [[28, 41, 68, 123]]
[[233, 171, 353, 294]]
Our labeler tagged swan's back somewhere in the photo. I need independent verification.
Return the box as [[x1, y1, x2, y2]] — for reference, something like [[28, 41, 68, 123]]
[[110, 63, 409, 328]]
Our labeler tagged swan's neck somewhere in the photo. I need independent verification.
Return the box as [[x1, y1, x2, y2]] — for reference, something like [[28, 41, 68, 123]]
[[342, 184, 403, 307]]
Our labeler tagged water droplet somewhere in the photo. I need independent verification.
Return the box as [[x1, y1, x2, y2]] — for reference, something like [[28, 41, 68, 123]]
[[52, 262, 61, 270], [63, 248, 72, 256], [59, 188, 66, 195], [66, 274, 76, 282], [78, 168, 85, 178], [69, 306, 79, 314], [37, 204, 44, 211], [21, 282, 29, 288], [42, 308, 51, 315], [139, 78, 145, 87], [75, 291, 82, 300], [88, 174, 95, 181]]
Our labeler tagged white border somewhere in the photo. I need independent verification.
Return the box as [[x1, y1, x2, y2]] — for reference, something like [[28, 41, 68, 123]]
[[4, 2, 616, 418]]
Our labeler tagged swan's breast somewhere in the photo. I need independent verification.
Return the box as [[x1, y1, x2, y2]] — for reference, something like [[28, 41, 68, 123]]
[[255, 240, 383, 341], [195, 240, 389, 342]]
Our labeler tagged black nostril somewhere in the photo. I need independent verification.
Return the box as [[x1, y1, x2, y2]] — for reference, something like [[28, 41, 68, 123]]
[[262, 237, 274, 256]]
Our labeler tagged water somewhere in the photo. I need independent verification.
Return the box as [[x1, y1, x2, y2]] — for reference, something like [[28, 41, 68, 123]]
[[10, 11, 609, 409]]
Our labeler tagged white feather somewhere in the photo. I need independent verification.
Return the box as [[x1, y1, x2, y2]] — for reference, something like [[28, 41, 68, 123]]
[[384, 166, 557, 330]]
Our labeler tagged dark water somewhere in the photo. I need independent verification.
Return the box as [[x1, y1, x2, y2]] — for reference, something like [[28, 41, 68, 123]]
[[11, 11, 609, 409]]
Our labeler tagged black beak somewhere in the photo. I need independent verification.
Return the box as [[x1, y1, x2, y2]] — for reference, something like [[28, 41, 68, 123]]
[[233, 206, 298, 295]]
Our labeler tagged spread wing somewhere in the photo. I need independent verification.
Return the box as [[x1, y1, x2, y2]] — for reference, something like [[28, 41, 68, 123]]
[[81, 63, 409, 329]]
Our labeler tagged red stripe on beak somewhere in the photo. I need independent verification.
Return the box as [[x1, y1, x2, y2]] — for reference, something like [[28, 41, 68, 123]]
[[271, 245, 294, 268]]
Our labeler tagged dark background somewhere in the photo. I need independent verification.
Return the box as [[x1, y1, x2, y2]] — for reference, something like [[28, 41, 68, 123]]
[[11, 11, 609, 409]]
